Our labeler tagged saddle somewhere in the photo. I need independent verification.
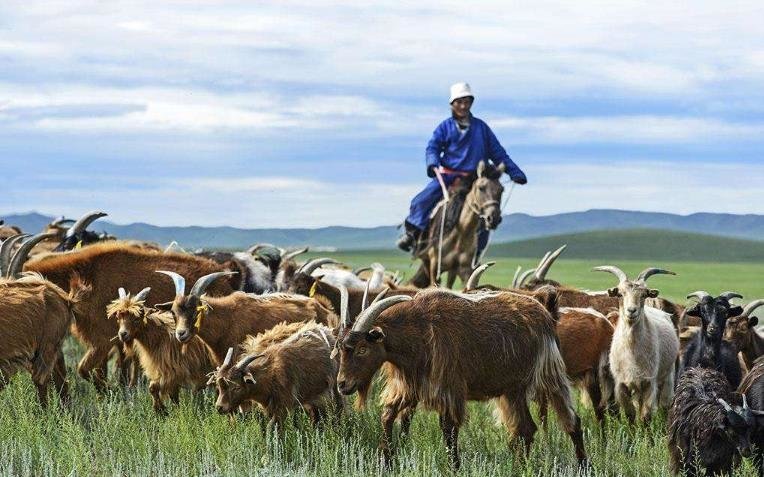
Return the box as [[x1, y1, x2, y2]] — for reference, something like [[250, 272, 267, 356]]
[[413, 175, 474, 256]]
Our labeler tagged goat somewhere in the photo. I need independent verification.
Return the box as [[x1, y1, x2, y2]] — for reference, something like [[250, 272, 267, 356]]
[[0, 273, 81, 405], [682, 291, 744, 388], [157, 271, 335, 365], [724, 299, 764, 371], [738, 356, 764, 476], [595, 265, 679, 423], [211, 321, 342, 427], [668, 367, 757, 476], [23, 240, 236, 392], [334, 288, 587, 469], [107, 287, 215, 414]]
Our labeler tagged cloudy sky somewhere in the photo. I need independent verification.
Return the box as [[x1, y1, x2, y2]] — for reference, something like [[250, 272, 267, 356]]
[[2, 1, 763, 227]]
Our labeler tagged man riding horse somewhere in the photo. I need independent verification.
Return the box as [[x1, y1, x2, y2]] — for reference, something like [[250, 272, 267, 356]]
[[396, 82, 527, 261]]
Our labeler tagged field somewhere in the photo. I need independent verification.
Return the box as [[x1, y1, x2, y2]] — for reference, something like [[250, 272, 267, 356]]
[[1, 253, 763, 476]]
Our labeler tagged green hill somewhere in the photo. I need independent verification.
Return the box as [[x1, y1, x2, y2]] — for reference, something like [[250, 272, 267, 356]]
[[488, 229, 764, 262]]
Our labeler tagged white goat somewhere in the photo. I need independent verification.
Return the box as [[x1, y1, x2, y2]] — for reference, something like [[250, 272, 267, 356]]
[[595, 265, 679, 423], [312, 262, 386, 290]]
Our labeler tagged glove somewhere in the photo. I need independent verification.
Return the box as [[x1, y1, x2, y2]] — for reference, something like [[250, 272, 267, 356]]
[[510, 170, 527, 185], [427, 165, 437, 178]]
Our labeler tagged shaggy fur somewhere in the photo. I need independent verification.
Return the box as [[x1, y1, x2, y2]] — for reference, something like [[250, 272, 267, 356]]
[[213, 321, 342, 426], [337, 288, 587, 469], [0, 273, 81, 405], [108, 293, 215, 414], [725, 312, 764, 372], [24, 241, 235, 391], [739, 356, 764, 476]]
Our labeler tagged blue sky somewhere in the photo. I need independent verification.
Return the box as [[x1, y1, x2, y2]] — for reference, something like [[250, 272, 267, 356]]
[[2, 1, 763, 227]]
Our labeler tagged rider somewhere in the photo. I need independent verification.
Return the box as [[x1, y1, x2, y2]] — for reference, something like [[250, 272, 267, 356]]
[[396, 82, 527, 253]]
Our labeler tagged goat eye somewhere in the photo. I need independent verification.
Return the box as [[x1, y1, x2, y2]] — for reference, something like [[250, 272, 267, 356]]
[[356, 347, 368, 356]]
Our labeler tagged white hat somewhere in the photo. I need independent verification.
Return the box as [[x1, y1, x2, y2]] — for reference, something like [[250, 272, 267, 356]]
[[449, 82, 474, 103]]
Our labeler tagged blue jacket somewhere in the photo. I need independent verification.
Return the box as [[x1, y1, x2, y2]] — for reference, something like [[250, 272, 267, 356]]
[[425, 115, 525, 181]]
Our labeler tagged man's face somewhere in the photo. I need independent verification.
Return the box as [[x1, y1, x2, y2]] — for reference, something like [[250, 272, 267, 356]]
[[451, 96, 473, 119]]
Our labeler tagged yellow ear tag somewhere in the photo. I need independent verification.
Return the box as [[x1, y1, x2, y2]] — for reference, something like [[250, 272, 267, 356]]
[[143, 314, 148, 325], [195, 303, 208, 330], [309, 281, 318, 298], [75, 240, 83, 249]]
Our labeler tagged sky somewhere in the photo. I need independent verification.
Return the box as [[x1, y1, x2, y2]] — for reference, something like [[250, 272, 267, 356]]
[[2, 1, 763, 228]]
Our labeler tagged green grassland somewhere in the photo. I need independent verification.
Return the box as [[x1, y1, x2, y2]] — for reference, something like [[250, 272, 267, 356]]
[[1, 249, 764, 476]]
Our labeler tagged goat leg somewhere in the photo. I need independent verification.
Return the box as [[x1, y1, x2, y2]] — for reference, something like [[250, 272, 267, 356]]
[[439, 414, 461, 470]]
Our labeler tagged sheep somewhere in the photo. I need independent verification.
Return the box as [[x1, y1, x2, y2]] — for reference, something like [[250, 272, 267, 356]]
[[107, 287, 215, 414], [334, 287, 587, 469], [724, 299, 764, 371], [738, 356, 764, 476], [23, 240, 236, 392], [668, 367, 757, 476], [157, 270, 336, 365], [211, 321, 342, 428], [0, 273, 81, 405], [595, 265, 679, 423], [682, 291, 744, 388]]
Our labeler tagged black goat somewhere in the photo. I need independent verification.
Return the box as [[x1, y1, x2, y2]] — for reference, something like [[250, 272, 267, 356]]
[[668, 367, 756, 476], [738, 356, 764, 476], [681, 291, 744, 388]]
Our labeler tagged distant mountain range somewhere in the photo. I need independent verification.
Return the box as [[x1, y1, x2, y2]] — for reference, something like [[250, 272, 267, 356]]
[[3, 209, 763, 250]]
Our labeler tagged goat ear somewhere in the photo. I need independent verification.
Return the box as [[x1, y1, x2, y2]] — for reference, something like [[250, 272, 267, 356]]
[[685, 305, 701, 318], [729, 306, 744, 317], [607, 287, 620, 297], [154, 301, 173, 311], [366, 326, 385, 343], [243, 373, 256, 385], [647, 289, 660, 298], [749, 316, 759, 328]]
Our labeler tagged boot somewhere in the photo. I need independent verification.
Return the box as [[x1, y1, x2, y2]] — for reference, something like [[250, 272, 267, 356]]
[[396, 222, 421, 252]]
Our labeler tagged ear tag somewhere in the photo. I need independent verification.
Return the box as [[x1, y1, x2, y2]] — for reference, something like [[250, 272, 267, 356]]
[[309, 281, 318, 298], [75, 240, 83, 249], [330, 347, 338, 360], [143, 314, 148, 325], [195, 302, 209, 330]]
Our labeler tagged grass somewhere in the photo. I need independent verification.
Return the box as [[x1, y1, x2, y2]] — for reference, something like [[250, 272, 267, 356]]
[[1, 255, 764, 476]]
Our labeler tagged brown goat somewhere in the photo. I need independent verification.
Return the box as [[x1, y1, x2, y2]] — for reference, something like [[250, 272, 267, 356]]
[[107, 287, 216, 414], [0, 274, 81, 405], [24, 241, 235, 391], [157, 271, 336, 365], [724, 299, 764, 371], [335, 288, 587, 469], [212, 322, 342, 427], [538, 307, 614, 425]]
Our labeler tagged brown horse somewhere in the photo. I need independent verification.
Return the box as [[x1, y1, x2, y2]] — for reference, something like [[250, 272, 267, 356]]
[[410, 161, 506, 288]]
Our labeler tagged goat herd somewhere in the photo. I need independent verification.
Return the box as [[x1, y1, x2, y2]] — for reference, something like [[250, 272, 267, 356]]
[[2, 212, 764, 476]]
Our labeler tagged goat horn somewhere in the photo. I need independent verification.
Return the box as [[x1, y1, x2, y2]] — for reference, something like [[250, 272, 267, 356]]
[[189, 271, 237, 298], [636, 268, 676, 283], [533, 251, 552, 279], [0, 233, 30, 276], [221, 347, 234, 369], [719, 291, 744, 302], [361, 280, 371, 312], [517, 268, 537, 288], [687, 291, 711, 302], [511, 266, 522, 288], [338, 284, 350, 328], [296, 257, 337, 276], [156, 271, 186, 297], [741, 299, 764, 319], [64, 211, 107, 239], [353, 266, 371, 276], [717, 398, 734, 412], [118, 287, 127, 299], [50, 216, 75, 227], [465, 261, 496, 290], [743, 394, 749, 410], [592, 265, 628, 284], [351, 295, 412, 334], [236, 353, 262, 371], [535, 245, 567, 280], [281, 246, 309, 261], [369, 287, 390, 306], [135, 287, 151, 302], [246, 243, 276, 254], [7, 232, 58, 278]]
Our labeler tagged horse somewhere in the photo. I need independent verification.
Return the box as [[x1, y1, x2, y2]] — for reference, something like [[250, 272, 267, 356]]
[[409, 160, 506, 288]]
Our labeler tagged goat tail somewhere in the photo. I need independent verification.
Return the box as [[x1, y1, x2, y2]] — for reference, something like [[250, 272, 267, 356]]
[[529, 334, 570, 404], [597, 347, 614, 409], [532, 286, 560, 324]]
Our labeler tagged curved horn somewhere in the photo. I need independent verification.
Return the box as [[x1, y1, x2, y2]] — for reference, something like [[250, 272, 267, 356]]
[[636, 268, 676, 283], [535, 245, 567, 280], [466, 261, 496, 290], [337, 284, 350, 329], [281, 246, 309, 262], [353, 266, 372, 276], [0, 233, 30, 276], [743, 394, 749, 410], [296, 257, 337, 276], [741, 299, 764, 319], [134, 287, 151, 302], [533, 251, 552, 278], [50, 216, 75, 227], [361, 279, 372, 312], [7, 232, 58, 278], [511, 266, 522, 288], [517, 268, 537, 288], [592, 265, 628, 284], [718, 398, 734, 412], [246, 243, 276, 254], [687, 291, 711, 302], [221, 347, 235, 369], [370, 287, 390, 307], [236, 353, 262, 371], [719, 291, 744, 302], [156, 270, 186, 297], [64, 211, 107, 239], [118, 287, 127, 299], [351, 295, 412, 334], [189, 271, 237, 297]]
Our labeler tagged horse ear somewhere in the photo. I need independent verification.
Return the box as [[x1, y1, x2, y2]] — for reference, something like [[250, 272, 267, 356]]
[[477, 161, 486, 177], [496, 162, 506, 174]]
